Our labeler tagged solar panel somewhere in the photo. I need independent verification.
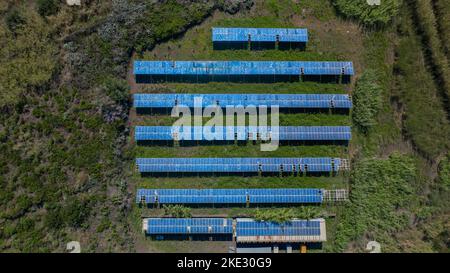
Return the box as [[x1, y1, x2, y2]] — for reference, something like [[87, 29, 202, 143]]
[[212, 27, 308, 43], [134, 126, 351, 142], [133, 93, 353, 109], [235, 218, 326, 242], [136, 188, 324, 204], [145, 218, 233, 235], [136, 157, 343, 173], [134, 61, 355, 76]]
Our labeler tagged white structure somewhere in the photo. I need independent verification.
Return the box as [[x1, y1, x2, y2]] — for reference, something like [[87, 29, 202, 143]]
[[66, 0, 81, 6]]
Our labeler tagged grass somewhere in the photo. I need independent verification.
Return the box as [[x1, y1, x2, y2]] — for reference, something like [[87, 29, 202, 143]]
[[138, 82, 348, 94], [393, 5, 450, 159]]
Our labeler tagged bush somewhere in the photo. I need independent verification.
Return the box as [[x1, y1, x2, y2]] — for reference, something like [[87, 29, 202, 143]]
[[438, 156, 450, 189], [6, 9, 25, 32], [254, 208, 294, 223], [333, 0, 402, 25], [101, 77, 129, 103], [36, 0, 59, 17], [352, 69, 382, 132], [45, 207, 65, 229], [63, 199, 91, 228], [253, 207, 321, 223], [163, 205, 192, 218]]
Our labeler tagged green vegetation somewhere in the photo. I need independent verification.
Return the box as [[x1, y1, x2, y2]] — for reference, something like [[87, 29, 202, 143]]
[[394, 4, 450, 159], [412, 0, 450, 100], [333, 0, 402, 25], [163, 205, 192, 218], [100, 77, 129, 104], [438, 156, 450, 188], [0, 10, 57, 106], [334, 154, 417, 252], [253, 207, 321, 223], [5, 8, 25, 33], [352, 69, 382, 132], [434, 0, 450, 60], [36, 0, 60, 17]]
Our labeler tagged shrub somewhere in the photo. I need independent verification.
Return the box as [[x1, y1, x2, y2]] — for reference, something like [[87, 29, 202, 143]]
[[254, 208, 294, 223], [333, 0, 402, 25], [44, 207, 65, 229], [0, 11, 57, 107], [438, 156, 450, 189], [101, 77, 129, 103], [163, 205, 192, 218], [352, 69, 383, 132], [63, 199, 91, 228], [36, 0, 59, 17], [6, 9, 25, 32]]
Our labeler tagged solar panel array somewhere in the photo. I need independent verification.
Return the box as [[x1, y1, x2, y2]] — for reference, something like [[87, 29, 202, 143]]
[[133, 93, 353, 109], [146, 218, 233, 235], [135, 25, 352, 244], [134, 61, 354, 76], [136, 157, 342, 173], [136, 188, 323, 204], [212, 27, 308, 42], [235, 218, 326, 242], [135, 126, 351, 141], [144, 217, 326, 242]]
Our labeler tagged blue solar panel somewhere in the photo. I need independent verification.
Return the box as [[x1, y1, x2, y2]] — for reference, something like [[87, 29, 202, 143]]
[[134, 126, 351, 142], [136, 188, 323, 204], [146, 218, 233, 235], [133, 93, 353, 109], [134, 61, 355, 76], [212, 28, 308, 42], [136, 158, 342, 173], [235, 219, 322, 237]]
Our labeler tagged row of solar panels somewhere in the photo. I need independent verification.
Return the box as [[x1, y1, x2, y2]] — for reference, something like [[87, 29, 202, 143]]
[[144, 218, 326, 242], [212, 27, 308, 42], [136, 157, 343, 173], [133, 93, 353, 109], [146, 218, 233, 234], [134, 61, 354, 76], [135, 126, 352, 141], [137, 188, 324, 204]]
